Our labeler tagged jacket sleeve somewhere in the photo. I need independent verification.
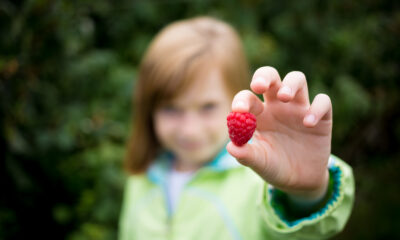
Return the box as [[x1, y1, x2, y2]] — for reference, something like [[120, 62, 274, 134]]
[[258, 155, 355, 240]]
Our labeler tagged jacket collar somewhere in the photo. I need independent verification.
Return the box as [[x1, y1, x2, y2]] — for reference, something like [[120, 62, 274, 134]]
[[147, 143, 240, 184]]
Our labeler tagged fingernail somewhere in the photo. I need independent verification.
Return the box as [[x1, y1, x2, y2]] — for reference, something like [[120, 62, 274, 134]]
[[305, 114, 315, 124], [279, 86, 292, 96]]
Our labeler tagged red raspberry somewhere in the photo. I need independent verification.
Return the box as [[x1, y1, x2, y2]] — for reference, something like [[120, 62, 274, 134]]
[[227, 112, 257, 146]]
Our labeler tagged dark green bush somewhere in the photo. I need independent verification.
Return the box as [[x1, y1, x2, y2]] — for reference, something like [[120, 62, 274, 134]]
[[1, 0, 399, 239]]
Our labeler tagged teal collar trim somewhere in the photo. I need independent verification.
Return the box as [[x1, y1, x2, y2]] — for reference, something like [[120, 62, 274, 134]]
[[147, 143, 240, 184], [205, 145, 241, 171], [147, 152, 173, 185]]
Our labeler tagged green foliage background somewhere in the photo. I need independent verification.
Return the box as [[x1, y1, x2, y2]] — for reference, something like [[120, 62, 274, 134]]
[[1, 0, 399, 239]]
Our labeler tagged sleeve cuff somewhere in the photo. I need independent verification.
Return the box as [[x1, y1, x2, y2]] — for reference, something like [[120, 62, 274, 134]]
[[268, 158, 341, 227], [258, 154, 355, 236]]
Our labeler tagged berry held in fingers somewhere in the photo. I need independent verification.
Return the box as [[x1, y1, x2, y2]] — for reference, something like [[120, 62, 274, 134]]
[[227, 112, 257, 146]]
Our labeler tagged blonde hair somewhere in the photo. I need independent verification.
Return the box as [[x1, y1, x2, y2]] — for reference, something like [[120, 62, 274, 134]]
[[125, 16, 250, 174]]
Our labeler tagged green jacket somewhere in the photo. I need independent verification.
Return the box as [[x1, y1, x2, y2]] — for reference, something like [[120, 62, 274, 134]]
[[119, 148, 355, 240]]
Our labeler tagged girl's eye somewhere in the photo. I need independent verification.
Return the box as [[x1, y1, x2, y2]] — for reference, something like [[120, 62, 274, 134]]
[[160, 105, 181, 115], [201, 102, 217, 112]]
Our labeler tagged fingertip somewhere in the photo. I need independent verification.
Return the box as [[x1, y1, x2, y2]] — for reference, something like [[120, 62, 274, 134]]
[[226, 141, 234, 154], [231, 90, 264, 116], [231, 100, 248, 112], [303, 113, 316, 128], [281, 71, 309, 104], [277, 86, 293, 102], [251, 77, 270, 94], [226, 141, 249, 161], [307, 93, 333, 125]]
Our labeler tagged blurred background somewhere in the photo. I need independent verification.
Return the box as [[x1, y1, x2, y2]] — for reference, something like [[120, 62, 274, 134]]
[[1, 0, 399, 239]]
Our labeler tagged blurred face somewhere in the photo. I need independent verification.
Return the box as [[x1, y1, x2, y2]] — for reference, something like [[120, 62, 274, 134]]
[[154, 68, 232, 171]]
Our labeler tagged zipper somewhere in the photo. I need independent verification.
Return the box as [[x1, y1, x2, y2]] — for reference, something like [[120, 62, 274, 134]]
[[167, 216, 173, 240], [161, 159, 210, 239], [164, 169, 202, 240], [163, 181, 173, 240]]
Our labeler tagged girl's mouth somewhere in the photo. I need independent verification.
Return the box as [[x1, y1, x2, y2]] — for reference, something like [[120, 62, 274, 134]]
[[178, 141, 203, 151]]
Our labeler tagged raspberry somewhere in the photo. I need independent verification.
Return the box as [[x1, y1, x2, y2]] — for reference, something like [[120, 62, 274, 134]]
[[227, 112, 257, 146]]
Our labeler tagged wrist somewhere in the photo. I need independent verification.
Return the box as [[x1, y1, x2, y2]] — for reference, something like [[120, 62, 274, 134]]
[[285, 170, 330, 207]]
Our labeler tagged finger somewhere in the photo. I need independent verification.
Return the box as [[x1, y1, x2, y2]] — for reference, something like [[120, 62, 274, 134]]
[[277, 71, 310, 104], [303, 93, 332, 127], [226, 141, 259, 169], [226, 140, 273, 179], [231, 90, 264, 116], [250, 66, 282, 101]]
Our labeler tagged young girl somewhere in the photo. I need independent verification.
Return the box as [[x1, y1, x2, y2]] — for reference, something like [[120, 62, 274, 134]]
[[119, 16, 355, 240]]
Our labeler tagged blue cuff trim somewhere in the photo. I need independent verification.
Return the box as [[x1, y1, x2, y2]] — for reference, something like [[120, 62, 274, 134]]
[[269, 165, 342, 227]]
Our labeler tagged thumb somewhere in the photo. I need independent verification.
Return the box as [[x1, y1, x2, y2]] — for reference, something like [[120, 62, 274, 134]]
[[226, 141, 268, 173]]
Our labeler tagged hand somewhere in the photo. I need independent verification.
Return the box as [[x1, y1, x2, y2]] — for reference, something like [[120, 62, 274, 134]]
[[227, 66, 331, 202]]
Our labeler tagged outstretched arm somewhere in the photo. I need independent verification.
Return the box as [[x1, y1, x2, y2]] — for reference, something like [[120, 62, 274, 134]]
[[227, 66, 354, 239]]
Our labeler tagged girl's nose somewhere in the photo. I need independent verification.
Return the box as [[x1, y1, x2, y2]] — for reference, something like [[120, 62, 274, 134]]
[[179, 111, 202, 137]]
